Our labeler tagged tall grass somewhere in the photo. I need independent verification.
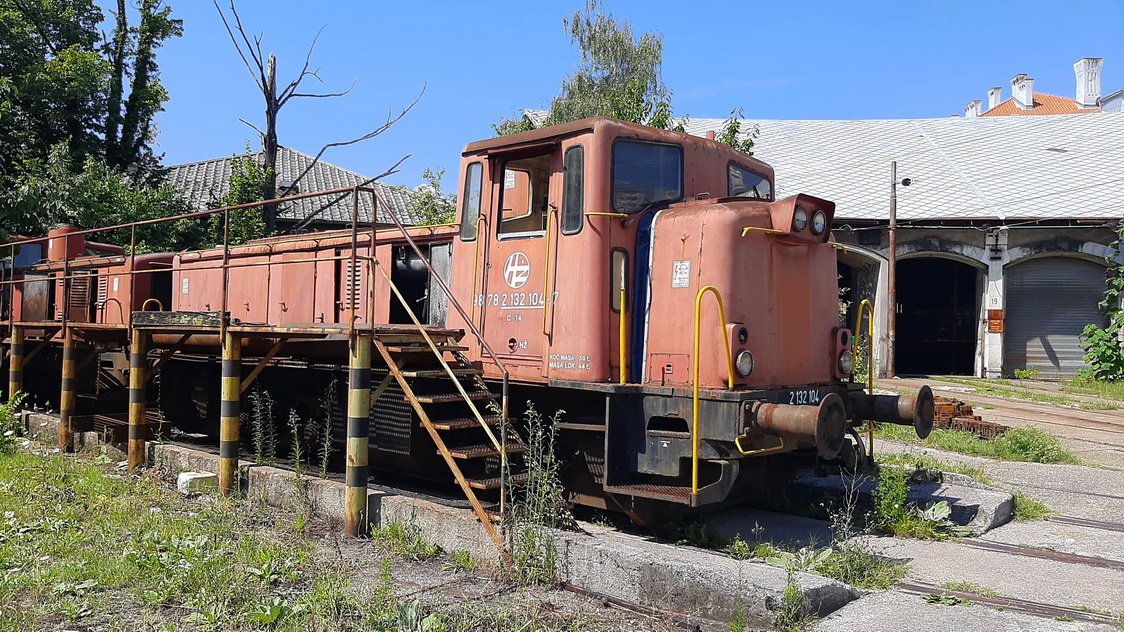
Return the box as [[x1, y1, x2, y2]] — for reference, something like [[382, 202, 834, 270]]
[[875, 424, 1078, 464]]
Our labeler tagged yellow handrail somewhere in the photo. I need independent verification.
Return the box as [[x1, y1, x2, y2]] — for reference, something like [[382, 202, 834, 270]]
[[741, 226, 784, 237], [619, 288, 627, 384], [469, 213, 487, 322], [854, 298, 875, 458], [141, 298, 163, 312], [734, 434, 786, 456], [692, 286, 735, 495], [585, 212, 628, 218], [541, 208, 558, 336]]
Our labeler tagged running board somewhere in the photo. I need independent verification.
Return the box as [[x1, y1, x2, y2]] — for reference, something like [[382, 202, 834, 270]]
[[604, 459, 740, 508]]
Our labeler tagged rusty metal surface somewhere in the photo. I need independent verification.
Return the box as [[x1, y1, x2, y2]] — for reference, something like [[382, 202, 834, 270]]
[[752, 392, 846, 459], [895, 581, 1121, 625]]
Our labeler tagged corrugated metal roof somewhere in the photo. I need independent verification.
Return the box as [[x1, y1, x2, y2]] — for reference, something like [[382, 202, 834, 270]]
[[678, 112, 1124, 221], [164, 146, 420, 225]]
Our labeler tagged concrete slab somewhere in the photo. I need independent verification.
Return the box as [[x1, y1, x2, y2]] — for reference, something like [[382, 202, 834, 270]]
[[862, 535, 1124, 614], [983, 519, 1124, 563], [814, 590, 1120, 632], [790, 467, 1014, 534]]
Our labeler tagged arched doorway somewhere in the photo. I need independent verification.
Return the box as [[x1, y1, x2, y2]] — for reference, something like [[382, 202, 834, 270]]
[[896, 257, 980, 375], [1004, 256, 1107, 379]]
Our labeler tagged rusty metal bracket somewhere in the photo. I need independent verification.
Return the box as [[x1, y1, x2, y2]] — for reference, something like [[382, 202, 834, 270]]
[[22, 327, 61, 365], [239, 337, 291, 394], [144, 334, 192, 386]]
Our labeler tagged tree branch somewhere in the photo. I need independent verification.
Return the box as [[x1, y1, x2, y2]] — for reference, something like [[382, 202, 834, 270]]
[[238, 117, 266, 139], [286, 77, 358, 102], [214, 0, 264, 91], [285, 86, 423, 193], [288, 153, 412, 232]]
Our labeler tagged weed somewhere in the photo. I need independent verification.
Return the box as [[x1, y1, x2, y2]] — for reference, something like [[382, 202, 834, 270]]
[[0, 393, 26, 453], [249, 386, 278, 465], [288, 408, 305, 477], [818, 544, 907, 589], [875, 423, 1078, 464], [876, 452, 992, 484], [923, 593, 973, 606], [1012, 491, 1055, 521], [670, 519, 729, 549], [509, 403, 569, 584], [1013, 368, 1039, 380], [317, 377, 338, 479], [244, 596, 307, 625], [937, 376, 1079, 407], [772, 568, 816, 631], [373, 518, 442, 560], [870, 467, 969, 539], [441, 550, 476, 572]]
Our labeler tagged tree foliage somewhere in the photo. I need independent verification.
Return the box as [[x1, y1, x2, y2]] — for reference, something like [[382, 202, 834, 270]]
[[1079, 223, 1124, 381], [208, 151, 271, 246], [0, 0, 186, 245], [3, 143, 203, 252], [494, 0, 756, 155], [406, 167, 456, 226]]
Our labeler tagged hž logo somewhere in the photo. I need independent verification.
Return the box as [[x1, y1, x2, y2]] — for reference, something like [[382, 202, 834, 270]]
[[503, 252, 530, 288]]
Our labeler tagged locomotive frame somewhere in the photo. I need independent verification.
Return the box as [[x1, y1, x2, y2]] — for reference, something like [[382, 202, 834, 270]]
[[1, 117, 934, 554]]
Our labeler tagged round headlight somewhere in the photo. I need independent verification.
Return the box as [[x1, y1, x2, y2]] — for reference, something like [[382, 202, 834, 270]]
[[736, 350, 754, 377], [839, 349, 854, 374], [811, 210, 827, 235], [792, 206, 808, 231]]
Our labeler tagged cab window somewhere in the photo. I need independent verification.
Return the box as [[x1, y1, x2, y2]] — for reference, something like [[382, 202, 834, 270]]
[[611, 140, 682, 214], [498, 151, 552, 237], [728, 162, 772, 200], [561, 145, 584, 235], [459, 162, 483, 241]]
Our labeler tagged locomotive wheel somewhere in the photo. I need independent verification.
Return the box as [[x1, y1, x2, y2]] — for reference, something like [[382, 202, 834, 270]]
[[839, 428, 870, 473]]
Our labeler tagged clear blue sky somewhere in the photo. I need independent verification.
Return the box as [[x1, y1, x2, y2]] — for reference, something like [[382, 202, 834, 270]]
[[150, 0, 1124, 188]]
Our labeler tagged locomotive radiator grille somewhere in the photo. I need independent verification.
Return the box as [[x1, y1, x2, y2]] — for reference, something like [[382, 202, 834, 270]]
[[371, 381, 412, 454]]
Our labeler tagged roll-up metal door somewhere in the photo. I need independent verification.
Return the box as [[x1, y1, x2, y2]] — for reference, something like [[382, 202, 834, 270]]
[[1004, 257, 1107, 379]]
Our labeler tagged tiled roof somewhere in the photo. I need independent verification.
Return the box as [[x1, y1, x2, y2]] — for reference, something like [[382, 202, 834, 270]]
[[677, 112, 1124, 221], [980, 92, 1101, 117], [164, 146, 420, 225]]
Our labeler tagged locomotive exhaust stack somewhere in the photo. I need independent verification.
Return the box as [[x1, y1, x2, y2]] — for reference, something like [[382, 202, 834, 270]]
[[848, 384, 936, 438], [747, 393, 848, 460]]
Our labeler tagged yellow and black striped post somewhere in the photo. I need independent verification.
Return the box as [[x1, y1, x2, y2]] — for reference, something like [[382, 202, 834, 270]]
[[59, 327, 76, 452], [7, 325, 23, 401], [219, 332, 241, 494], [127, 331, 148, 473], [344, 334, 371, 536]]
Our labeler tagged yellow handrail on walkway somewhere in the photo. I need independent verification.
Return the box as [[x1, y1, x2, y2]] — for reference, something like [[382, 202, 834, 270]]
[[692, 286, 735, 495]]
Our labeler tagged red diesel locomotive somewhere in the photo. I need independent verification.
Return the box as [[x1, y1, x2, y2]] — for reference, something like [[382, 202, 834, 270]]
[[2, 117, 933, 524]]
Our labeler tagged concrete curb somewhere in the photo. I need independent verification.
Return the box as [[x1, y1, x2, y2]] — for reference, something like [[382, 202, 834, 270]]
[[20, 411, 861, 626]]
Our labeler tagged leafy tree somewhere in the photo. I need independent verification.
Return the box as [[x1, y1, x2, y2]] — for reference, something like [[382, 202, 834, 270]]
[[406, 167, 456, 226], [495, 0, 756, 154], [1079, 225, 1124, 381], [3, 144, 204, 252], [208, 151, 271, 246]]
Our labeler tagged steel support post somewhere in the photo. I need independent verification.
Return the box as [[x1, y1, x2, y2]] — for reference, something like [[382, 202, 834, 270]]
[[59, 327, 76, 452], [127, 331, 148, 473], [344, 334, 371, 537], [219, 332, 241, 494], [8, 326, 23, 400]]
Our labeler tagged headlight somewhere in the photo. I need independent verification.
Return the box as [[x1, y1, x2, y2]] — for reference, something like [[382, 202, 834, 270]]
[[792, 206, 808, 231], [839, 349, 854, 374], [811, 210, 827, 235], [736, 350, 754, 377]]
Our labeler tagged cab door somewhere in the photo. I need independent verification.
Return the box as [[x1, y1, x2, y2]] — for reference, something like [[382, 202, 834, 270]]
[[477, 146, 561, 375]]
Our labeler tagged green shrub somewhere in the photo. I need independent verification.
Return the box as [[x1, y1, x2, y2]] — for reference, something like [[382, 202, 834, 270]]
[[0, 394, 26, 453]]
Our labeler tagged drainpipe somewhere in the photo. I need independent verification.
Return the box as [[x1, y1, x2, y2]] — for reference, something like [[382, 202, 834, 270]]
[[887, 162, 897, 378]]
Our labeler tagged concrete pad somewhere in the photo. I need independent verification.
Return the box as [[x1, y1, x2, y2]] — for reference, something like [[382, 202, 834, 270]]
[[863, 535, 1124, 614], [558, 525, 859, 625], [791, 468, 1014, 534], [176, 471, 217, 494], [814, 590, 1120, 632], [707, 507, 835, 549], [984, 519, 1124, 563]]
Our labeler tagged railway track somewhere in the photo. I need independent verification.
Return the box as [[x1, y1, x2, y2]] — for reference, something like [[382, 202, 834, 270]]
[[895, 581, 1121, 626]]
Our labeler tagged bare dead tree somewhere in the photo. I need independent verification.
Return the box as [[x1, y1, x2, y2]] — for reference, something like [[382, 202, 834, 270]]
[[214, 1, 416, 233]]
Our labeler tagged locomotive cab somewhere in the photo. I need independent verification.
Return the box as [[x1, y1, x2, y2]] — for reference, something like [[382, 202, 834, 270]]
[[448, 117, 934, 517]]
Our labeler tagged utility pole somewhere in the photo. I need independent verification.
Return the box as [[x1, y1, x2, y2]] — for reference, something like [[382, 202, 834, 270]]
[[887, 161, 898, 378]]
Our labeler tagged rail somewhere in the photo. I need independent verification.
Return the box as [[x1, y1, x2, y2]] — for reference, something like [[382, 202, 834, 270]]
[[691, 285, 735, 495]]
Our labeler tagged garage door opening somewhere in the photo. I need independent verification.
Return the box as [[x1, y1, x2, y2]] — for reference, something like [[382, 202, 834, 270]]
[[1004, 257, 1107, 379], [896, 258, 979, 375]]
